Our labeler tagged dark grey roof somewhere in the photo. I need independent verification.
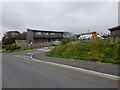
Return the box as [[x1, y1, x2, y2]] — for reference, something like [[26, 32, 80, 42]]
[[108, 25, 120, 31], [27, 28, 66, 33]]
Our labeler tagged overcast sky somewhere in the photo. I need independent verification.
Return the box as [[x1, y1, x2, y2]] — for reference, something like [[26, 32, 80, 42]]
[[0, 2, 118, 39]]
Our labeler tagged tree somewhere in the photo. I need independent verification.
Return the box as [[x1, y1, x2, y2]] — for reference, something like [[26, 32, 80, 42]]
[[63, 32, 77, 42], [2, 31, 26, 47], [63, 32, 72, 39], [4, 31, 21, 37], [20, 32, 27, 40]]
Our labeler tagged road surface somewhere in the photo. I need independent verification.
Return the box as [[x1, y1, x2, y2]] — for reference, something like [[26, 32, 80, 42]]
[[2, 49, 119, 88]]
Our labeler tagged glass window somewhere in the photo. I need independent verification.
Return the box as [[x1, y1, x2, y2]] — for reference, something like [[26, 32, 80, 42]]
[[44, 33, 49, 35], [51, 33, 55, 35], [36, 32, 41, 35], [58, 33, 62, 35]]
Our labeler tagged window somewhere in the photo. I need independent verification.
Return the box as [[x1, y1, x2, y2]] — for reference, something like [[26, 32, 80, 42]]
[[58, 33, 62, 35], [44, 33, 49, 35], [51, 33, 55, 35], [36, 32, 41, 35]]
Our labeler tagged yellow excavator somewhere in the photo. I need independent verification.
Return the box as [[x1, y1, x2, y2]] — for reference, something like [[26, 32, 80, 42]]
[[77, 32, 98, 39]]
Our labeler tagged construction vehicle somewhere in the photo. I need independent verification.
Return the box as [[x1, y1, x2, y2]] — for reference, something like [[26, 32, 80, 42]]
[[77, 32, 99, 40]]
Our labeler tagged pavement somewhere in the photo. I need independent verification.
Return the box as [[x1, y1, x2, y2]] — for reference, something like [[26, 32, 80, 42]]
[[2, 53, 119, 88], [9, 46, 119, 76], [32, 47, 119, 76]]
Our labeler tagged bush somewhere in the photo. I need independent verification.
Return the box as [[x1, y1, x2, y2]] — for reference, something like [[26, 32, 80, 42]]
[[61, 39, 69, 44], [5, 45, 21, 52]]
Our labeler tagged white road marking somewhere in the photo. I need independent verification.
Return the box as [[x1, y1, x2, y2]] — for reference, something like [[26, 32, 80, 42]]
[[14, 55, 31, 60]]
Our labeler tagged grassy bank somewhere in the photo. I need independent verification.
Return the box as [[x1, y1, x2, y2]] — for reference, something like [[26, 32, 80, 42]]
[[45, 40, 120, 64], [2, 44, 50, 53], [2, 45, 31, 53]]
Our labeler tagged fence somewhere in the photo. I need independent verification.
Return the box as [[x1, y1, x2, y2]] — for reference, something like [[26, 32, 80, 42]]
[[15, 40, 52, 48]]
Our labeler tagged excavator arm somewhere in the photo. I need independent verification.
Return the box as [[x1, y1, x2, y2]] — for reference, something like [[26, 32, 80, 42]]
[[77, 32, 98, 39]]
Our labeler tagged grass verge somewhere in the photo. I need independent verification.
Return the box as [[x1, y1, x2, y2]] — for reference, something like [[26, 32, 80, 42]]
[[2, 45, 31, 53], [45, 40, 120, 64]]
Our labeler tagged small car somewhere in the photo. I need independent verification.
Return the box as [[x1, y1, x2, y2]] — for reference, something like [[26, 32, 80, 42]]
[[52, 41, 61, 46]]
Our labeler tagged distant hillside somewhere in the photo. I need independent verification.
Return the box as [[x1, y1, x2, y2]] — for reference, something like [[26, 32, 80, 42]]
[[46, 40, 120, 64]]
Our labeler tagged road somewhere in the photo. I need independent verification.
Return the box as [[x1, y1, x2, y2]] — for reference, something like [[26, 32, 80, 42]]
[[2, 49, 119, 88]]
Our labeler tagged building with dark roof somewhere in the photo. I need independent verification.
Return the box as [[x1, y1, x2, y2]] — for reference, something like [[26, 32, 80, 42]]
[[27, 29, 65, 43], [108, 25, 120, 39]]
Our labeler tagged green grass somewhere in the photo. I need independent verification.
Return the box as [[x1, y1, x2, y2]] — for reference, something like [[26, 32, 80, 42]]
[[2, 47, 30, 53], [13, 47, 31, 52], [2, 44, 31, 53], [0, 50, 2, 53], [45, 40, 120, 64], [2, 44, 52, 53]]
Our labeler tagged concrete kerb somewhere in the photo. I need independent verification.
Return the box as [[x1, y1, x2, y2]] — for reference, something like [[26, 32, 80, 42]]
[[31, 52, 120, 81]]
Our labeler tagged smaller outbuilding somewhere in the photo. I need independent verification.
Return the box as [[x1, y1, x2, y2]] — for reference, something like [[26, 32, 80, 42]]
[[108, 25, 120, 39]]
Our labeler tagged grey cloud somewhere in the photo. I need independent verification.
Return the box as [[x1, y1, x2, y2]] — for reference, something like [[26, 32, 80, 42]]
[[1, 2, 118, 39]]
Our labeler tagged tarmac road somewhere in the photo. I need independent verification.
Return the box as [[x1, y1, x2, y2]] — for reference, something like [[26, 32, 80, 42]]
[[2, 51, 119, 88]]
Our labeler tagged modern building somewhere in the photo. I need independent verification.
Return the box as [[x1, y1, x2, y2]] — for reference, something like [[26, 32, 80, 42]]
[[27, 29, 65, 43], [108, 25, 120, 39]]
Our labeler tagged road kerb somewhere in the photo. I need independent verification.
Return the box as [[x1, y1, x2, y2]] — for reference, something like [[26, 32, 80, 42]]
[[31, 52, 120, 81]]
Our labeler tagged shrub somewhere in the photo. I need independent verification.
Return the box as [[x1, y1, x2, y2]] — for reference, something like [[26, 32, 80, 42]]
[[5, 45, 21, 52], [61, 39, 69, 44]]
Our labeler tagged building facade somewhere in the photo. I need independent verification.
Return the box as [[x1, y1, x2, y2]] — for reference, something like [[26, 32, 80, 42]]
[[108, 25, 120, 39], [27, 29, 64, 43]]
